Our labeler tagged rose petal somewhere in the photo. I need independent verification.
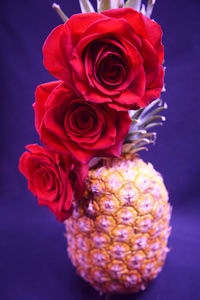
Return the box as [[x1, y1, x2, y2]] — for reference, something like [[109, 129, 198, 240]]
[[142, 67, 164, 105], [43, 25, 73, 84], [34, 81, 61, 133], [141, 39, 160, 87], [102, 8, 163, 60]]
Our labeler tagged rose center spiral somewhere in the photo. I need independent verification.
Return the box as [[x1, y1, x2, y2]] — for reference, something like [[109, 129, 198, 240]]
[[85, 38, 127, 89]]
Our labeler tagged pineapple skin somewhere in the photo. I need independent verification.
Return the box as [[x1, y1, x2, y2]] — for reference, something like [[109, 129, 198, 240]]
[[65, 156, 172, 294]]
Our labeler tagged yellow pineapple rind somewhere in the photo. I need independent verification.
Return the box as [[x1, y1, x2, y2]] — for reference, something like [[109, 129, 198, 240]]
[[65, 156, 172, 294]]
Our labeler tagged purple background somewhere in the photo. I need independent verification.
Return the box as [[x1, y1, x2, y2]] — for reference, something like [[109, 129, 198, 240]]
[[1, 0, 200, 299]]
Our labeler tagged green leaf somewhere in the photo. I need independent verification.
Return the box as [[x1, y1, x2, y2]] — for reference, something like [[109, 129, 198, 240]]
[[123, 98, 167, 154], [130, 146, 148, 153], [97, 0, 111, 12], [119, 0, 125, 7], [52, 3, 68, 23], [129, 107, 143, 120], [109, 0, 122, 9], [140, 98, 161, 118], [146, 0, 156, 18], [79, 0, 95, 13], [142, 115, 165, 128], [97, 0, 124, 11], [124, 0, 141, 11]]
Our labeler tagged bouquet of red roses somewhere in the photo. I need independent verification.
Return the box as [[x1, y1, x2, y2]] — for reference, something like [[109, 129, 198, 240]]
[[19, 0, 171, 295]]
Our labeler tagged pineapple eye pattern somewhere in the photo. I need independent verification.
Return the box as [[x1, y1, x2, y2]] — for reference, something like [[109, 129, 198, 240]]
[[65, 157, 171, 294]]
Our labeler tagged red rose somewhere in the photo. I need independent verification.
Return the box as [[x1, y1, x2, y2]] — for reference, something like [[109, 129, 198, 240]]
[[43, 7, 164, 111], [19, 144, 88, 222], [34, 81, 131, 163]]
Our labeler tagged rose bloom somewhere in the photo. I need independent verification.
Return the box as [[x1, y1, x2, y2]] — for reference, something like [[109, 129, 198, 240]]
[[19, 144, 88, 222], [34, 81, 131, 163], [43, 7, 164, 111]]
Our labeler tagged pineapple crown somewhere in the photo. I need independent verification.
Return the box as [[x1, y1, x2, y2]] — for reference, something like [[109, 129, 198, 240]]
[[53, 0, 157, 20]]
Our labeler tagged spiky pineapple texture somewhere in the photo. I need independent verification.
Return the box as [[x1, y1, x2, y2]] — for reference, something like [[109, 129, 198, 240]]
[[65, 155, 172, 294]]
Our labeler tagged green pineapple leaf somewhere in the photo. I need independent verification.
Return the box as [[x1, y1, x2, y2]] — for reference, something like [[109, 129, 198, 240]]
[[79, 0, 95, 13], [52, 3, 68, 23], [124, 0, 141, 11], [146, 0, 156, 17], [97, 0, 111, 12], [123, 99, 167, 154], [97, 0, 124, 12]]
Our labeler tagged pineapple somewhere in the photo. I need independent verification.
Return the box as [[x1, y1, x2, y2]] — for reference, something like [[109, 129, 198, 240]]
[[65, 99, 172, 294]]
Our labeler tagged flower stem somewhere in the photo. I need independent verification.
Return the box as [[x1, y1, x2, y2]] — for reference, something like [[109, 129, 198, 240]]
[[52, 3, 68, 23]]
